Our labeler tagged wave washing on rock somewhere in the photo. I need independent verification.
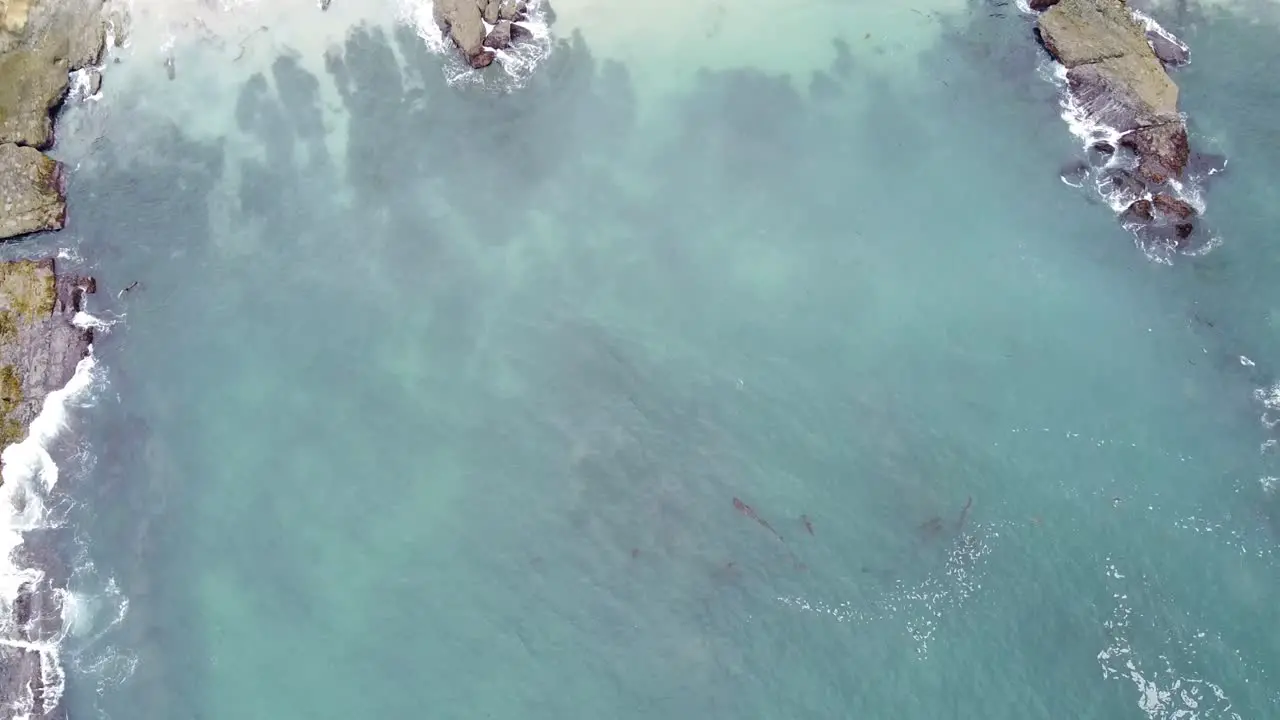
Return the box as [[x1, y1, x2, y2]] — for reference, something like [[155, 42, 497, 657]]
[[399, 0, 554, 88], [0, 260, 103, 720], [1022, 0, 1226, 264]]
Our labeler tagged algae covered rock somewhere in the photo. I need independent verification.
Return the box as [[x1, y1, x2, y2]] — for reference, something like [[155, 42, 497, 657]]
[[0, 143, 64, 239], [0, 256, 94, 720], [0, 258, 94, 450]]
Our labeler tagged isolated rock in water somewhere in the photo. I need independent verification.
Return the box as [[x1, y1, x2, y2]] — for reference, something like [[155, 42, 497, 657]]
[[1059, 159, 1089, 185], [484, 20, 512, 50], [1035, 0, 1205, 247], [0, 144, 64, 239], [433, 0, 488, 66], [435, 0, 537, 66]]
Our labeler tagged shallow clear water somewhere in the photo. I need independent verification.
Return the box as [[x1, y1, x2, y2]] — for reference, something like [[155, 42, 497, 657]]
[[18, 0, 1280, 717]]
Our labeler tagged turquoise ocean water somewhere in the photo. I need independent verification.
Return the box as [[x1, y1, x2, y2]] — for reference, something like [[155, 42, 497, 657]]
[[12, 0, 1280, 716]]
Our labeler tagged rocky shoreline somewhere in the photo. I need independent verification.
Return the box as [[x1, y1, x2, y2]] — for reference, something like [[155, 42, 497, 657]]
[[433, 0, 538, 69], [1030, 0, 1216, 252], [1, 0, 106, 717], [1, 0, 107, 240], [0, 259, 96, 720]]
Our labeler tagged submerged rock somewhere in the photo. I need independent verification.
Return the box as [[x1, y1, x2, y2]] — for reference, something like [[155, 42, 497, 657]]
[[0, 143, 64, 238], [1033, 0, 1206, 250]]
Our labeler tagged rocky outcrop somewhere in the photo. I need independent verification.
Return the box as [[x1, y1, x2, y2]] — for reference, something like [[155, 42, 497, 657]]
[[0, 258, 95, 720], [0, 0, 106, 239], [1033, 0, 1206, 250], [433, 0, 534, 68]]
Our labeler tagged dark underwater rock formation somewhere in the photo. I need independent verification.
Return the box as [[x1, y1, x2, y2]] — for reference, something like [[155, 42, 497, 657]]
[[0, 0, 107, 239], [1032, 0, 1208, 250]]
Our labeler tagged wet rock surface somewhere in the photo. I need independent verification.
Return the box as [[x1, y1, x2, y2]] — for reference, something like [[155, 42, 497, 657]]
[[1032, 0, 1209, 252], [0, 258, 95, 720], [0, 0, 106, 239], [433, 0, 538, 69]]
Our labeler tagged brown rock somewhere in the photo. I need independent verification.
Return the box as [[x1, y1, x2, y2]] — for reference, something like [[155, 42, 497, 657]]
[[1122, 198, 1153, 223], [1122, 122, 1189, 184], [1030, 0, 1061, 9], [470, 49, 495, 68], [1152, 193, 1195, 221]]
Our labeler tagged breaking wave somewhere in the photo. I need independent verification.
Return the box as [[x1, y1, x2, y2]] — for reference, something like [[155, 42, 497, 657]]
[[777, 524, 993, 658]]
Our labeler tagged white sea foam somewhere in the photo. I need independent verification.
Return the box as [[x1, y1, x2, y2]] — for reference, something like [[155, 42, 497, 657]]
[[0, 344, 105, 718], [397, 0, 554, 89], [73, 312, 118, 333], [1097, 558, 1245, 719], [776, 524, 992, 657], [1131, 7, 1190, 64]]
